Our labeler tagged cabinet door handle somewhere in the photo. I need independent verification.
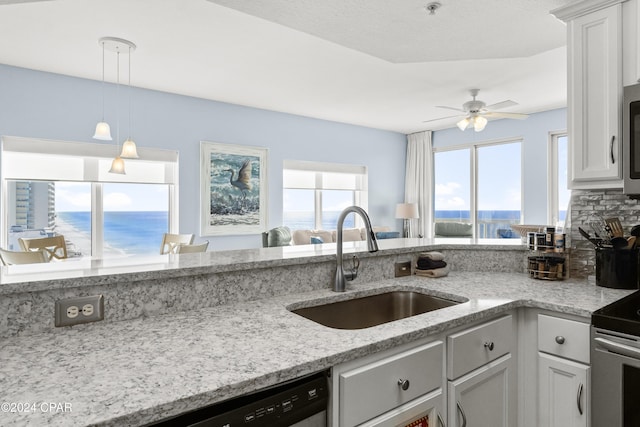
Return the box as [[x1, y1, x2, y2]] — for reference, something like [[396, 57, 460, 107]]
[[437, 412, 446, 427], [484, 341, 494, 351], [577, 382, 584, 415], [610, 135, 616, 164], [555, 336, 565, 344], [457, 401, 467, 427], [397, 378, 410, 391]]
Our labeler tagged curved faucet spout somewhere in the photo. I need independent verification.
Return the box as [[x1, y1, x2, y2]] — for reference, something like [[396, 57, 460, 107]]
[[334, 206, 379, 292]]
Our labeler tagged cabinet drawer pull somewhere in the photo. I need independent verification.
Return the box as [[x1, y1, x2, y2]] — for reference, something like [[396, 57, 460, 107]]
[[397, 378, 410, 391], [610, 135, 616, 164], [437, 412, 446, 427], [457, 401, 468, 427], [484, 341, 494, 351], [555, 336, 565, 344], [577, 382, 584, 415]]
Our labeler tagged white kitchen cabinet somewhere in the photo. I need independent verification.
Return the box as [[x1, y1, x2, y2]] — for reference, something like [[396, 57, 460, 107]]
[[538, 352, 589, 427], [448, 354, 516, 427], [330, 339, 444, 427], [622, 0, 640, 85], [446, 314, 517, 427], [554, 1, 623, 189], [359, 389, 445, 427], [536, 313, 591, 427]]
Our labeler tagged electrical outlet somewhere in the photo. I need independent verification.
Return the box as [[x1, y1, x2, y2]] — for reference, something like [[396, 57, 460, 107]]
[[55, 295, 104, 327], [395, 261, 412, 277]]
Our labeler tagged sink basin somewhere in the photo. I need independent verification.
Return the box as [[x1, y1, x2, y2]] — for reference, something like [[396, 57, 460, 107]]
[[291, 291, 461, 330]]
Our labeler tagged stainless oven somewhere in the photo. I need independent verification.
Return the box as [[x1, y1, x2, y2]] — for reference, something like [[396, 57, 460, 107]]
[[591, 291, 640, 427], [623, 83, 640, 195], [592, 327, 640, 426]]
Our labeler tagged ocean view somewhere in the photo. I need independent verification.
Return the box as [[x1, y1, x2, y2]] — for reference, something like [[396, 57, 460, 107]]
[[57, 211, 168, 255]]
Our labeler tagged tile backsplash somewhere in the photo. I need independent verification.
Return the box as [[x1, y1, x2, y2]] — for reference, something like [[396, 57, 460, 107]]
[[568, 189, 640, 278]]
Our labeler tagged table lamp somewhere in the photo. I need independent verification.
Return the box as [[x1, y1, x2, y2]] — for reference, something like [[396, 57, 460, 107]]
[[395, 203, 420, 238]]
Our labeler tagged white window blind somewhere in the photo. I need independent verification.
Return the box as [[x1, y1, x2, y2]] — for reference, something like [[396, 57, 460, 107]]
[[1, 136, 178, 184], [283, 160, 367, 191]]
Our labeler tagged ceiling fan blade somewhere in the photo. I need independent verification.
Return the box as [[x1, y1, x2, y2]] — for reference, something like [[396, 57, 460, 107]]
[[484, 100, 517, 111], [422, 113, 465, 123], [435, 105, 465, 112], [484, 111, 529, 120]]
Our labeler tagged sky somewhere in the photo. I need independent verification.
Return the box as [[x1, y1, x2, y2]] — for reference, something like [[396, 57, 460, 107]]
[[56, 182, 169, 212]]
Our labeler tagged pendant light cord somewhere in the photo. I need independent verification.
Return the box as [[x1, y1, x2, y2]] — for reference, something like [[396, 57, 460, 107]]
[[116, 50, 120, 152], [101, 41, 105, 121], [128, 45, 133, 140]]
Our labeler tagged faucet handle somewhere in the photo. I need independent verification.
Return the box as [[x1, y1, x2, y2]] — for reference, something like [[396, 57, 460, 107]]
[[345, 255, 360, 281]]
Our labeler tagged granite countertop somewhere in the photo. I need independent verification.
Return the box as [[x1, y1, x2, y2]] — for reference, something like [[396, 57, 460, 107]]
[[0, 270, 633, 427], [0, 238, 524, 294]]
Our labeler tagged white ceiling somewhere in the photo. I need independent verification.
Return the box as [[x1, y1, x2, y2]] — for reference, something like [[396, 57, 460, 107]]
[[0, 0, 572, 134]]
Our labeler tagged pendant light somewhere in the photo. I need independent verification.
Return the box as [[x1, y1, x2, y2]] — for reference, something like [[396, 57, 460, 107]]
[[108, 47, 125, 175], [93, 40, 112, 140], [96, 37, 136, 174], [120, 43, 139, 159]]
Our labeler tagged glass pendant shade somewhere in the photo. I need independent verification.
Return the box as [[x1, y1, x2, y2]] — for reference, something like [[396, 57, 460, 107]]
[[93, 121, 112, 140], [457, 117, 470, 131], [120, 138, 139, 158], [473, 116, 488, 132], [108, 156, 126, 174]]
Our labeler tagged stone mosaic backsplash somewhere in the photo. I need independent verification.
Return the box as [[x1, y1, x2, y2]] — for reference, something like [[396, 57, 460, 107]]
[[568, 189, 640, 278]]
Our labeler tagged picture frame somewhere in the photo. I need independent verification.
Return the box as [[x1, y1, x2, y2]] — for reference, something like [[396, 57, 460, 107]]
[[200, 141, 268, 236]]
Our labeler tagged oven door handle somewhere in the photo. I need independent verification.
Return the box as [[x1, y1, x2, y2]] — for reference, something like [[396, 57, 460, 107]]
[[595, 337, 640, 360]]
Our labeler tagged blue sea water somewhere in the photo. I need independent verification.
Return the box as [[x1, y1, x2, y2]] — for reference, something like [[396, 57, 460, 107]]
[[58, 211, 168, 255]]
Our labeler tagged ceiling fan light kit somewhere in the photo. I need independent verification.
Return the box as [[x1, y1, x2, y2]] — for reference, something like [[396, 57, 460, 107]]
[[428, 89, 529, 132]]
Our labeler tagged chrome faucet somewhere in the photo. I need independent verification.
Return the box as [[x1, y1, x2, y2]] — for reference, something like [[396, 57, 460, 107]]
[[334, 206, 379, 292]]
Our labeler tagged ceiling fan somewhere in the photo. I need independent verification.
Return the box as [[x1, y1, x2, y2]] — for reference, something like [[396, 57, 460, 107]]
[[425, 89, 529, 132]]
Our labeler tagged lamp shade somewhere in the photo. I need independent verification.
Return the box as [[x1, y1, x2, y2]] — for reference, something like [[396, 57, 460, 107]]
[[473, 116, 487, 132], [395, 203, 420, 219], [93, 121, 112, 140], [456, 117, 470, 131], [120, 138, 139, 158], [108, 156, 126, 174]]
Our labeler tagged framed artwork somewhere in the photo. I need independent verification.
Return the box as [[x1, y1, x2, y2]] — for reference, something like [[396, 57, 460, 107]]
[[200, 141, 268, 235]]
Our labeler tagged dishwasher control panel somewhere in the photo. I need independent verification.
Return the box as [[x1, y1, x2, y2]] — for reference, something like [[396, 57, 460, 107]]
[[148, 371, 328, 427]]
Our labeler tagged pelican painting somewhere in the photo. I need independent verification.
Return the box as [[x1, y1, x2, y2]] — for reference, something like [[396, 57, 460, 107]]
[[201, 141, 268, 236]]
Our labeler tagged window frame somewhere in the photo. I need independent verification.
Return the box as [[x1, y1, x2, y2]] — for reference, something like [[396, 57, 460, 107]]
[[547, 130, 569, 226], [432, 136, 524, 238], [282, 160, 368, 230], [0, 136, 179, 257]]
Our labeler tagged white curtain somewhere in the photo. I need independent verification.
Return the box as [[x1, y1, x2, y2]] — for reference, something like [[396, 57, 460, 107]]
[[404, 131, 433, 238]]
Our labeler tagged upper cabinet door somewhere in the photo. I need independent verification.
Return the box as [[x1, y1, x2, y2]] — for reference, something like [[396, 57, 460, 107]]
[[567, 3, 623, 188], [622, 0, 640, 86]]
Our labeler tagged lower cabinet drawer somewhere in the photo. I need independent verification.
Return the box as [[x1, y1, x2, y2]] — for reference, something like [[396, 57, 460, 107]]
[[339, 340, 443, 427], [537, 314, 590, 364], [358, 389, 444, 427], [447, 315, 513, 380]]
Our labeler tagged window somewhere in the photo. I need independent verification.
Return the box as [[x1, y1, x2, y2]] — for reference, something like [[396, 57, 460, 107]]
[[1, 136, 178, 258], [549, 133, 570, 227], [433, 139, 522, 238], [283, 160, 367, 230]]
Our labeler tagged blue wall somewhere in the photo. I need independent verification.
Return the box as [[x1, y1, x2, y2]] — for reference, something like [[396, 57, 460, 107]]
[[432, 108, 567, 225], [0, 64, 407, 250]]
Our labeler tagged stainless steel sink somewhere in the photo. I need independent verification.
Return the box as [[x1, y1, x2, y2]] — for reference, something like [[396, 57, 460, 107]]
[[290, 291, 461, 330]]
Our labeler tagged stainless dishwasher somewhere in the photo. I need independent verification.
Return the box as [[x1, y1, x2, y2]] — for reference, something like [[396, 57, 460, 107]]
[[147, 370, 328, 427]]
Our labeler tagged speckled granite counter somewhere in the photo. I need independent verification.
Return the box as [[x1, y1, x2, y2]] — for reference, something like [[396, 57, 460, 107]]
[[0, 271, 633, 427]]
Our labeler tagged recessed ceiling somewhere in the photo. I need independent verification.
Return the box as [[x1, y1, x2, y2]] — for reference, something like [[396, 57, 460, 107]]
[[0, 0, 571, 134], [207, 0, 569, 63]]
